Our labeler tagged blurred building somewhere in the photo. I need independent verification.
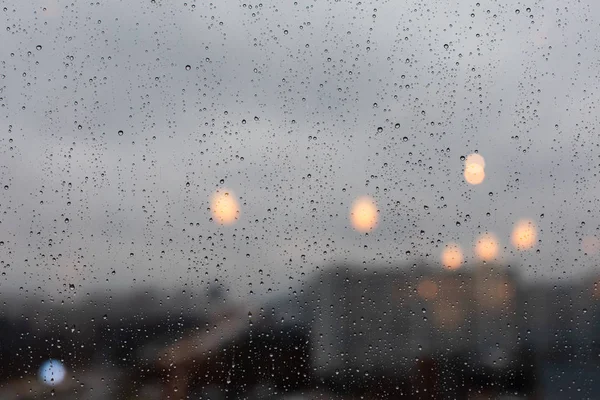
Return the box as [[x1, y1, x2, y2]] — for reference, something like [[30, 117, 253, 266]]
[[7, 263, 600, 398], [154, 300, 310, 399], [296, 263, 532, 397], [148, 262, 543, 398]]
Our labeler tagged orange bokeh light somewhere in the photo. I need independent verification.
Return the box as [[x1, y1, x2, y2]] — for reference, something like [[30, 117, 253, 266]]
[[441, 243, 463, 270], [511, 219, 537, 250], [211, 189, 240, 225], [417, 280, 439, 300], [582, 236, 600, 255], [475, 233, 500, 261], [464, 153, 486, 185], [465, 153, 486, 168], [464, 162, 485, 185], [350, 196, 378, 233]]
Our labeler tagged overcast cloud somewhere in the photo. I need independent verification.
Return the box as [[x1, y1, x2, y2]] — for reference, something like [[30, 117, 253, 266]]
[[1, 0, 599, 299]]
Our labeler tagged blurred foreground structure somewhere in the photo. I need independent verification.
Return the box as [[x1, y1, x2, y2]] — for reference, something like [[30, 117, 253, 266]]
[[154, 262, 600, 399], [1, 262, 600, 399]]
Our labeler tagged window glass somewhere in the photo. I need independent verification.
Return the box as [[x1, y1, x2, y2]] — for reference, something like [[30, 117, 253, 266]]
[[1, 0, 599, 398]]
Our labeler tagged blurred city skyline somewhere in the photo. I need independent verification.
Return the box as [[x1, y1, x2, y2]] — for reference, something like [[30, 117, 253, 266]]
[[1, 260, 599, 398]]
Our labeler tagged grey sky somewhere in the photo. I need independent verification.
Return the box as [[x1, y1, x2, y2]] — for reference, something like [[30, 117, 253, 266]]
[[1, 0, 599, 299]]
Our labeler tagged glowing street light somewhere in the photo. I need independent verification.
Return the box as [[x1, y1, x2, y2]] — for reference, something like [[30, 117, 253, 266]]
[[511, 219, 537, 250], [417, 280, 439, 300], [464, 153, 486, 185], [211, 189, 240, 225], [475, 233, 500, 261], [350, 196, 378, 233], [441, 243, 463, 270], [465, 153, 485, 168], [582, 236, 600, 255]]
